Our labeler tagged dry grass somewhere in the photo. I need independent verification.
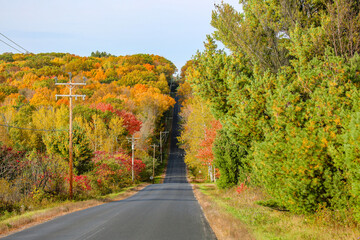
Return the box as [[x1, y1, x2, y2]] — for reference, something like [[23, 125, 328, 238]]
[[193, 183, 360, 240], [0, 183, 149, 238], [193, 184, 255, 240]]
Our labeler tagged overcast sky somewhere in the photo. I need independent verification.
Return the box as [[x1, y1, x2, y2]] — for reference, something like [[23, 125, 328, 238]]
[[0, 0, 241, 72]]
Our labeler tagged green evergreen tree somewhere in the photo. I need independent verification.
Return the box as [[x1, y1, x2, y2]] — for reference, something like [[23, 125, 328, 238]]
[[214, 129, 248, 188], [44, 124, 93, 174]]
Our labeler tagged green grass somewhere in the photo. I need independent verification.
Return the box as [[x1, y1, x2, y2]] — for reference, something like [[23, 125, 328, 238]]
[[153, 176, 163, 184], [197, 184, 360, 240], [96, 184, 140, 200]]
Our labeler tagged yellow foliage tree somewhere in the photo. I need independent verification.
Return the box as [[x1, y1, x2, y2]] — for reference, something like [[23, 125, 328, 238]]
[[30, 88, 56, 108], [178, 96, 216, 179]]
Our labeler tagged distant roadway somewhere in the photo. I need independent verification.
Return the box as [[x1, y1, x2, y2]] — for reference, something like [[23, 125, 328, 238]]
[[3, 97, 216, 240]]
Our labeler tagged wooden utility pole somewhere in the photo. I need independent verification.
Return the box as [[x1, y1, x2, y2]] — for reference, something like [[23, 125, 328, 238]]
[[150, 144, 158, 184], [160, 131, 168, 163], [55, 73, 86, 199], [127, 135, 139, 182], [165, 117, 172, 131]]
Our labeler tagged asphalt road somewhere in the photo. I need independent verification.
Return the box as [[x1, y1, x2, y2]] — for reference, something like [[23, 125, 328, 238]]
[[3, 97, 216, 240]]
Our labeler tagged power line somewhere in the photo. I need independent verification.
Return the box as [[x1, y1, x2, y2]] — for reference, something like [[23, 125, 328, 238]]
[[0, 38, 23, 53], [0, 33, 29, 53], [0, 123, 66, 132]]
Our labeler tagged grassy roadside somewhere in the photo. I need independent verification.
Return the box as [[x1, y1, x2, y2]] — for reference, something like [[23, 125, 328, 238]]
[[193, 183, 360, 240], [153, 155, 167, 184], [0, 183, 149, 237]]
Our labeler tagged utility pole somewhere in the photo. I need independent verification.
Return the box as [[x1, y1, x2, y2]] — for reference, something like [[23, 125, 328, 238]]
[[127, 135, 139, 182], [55, 73, 86, 199], [214, 166, 216, 183], [169, 77, 173, 92], [150, 144, 158, 184], [160, 131, 168, 163], [165, 117, 173, 131]]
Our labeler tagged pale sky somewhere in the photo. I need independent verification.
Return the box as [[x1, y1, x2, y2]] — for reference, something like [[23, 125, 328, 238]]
[[0, 0, 241, 72]]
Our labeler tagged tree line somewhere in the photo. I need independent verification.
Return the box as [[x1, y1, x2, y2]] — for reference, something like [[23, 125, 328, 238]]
[[178, 0, 360, 223], [0, 52, 175, 214]]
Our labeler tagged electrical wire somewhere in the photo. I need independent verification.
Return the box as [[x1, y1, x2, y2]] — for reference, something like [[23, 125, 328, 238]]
[[0, 33, 29, 53], [0, 123, 67, 132], [0, 38, 23, 53]]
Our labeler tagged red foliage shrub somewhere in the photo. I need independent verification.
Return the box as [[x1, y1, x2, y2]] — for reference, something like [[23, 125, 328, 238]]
[[64, 175, 91, 192], [90, 151, 146, 193], [236, 182, 247, 194], [0, 145, 25, 180]]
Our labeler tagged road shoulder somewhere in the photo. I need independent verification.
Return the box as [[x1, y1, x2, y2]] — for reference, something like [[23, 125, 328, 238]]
[[0, 183, 149, 238], [192, 183, 254, 240]]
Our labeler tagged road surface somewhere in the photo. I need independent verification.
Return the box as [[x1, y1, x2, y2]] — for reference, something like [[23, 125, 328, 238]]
[[3, 97, 216, 240]]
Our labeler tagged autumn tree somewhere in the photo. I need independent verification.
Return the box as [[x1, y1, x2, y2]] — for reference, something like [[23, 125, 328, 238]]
[[0, 51, 175, 184], [196, 120, 221, 182], [182, 0, 360, 221], [178, 95, 217, 179]]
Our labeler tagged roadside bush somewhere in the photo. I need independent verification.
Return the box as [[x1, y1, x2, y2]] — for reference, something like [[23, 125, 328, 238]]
[[63, 175, 92, 199], [89, 151, 145, 195], [137, 150, 159, 181], [22, 151, 68, 198], [0, 149, 68, 213], [0, 146, 25, 181], [0, 178, 22, 213]]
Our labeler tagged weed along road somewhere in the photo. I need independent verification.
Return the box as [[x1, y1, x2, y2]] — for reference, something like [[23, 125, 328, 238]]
[[3, 98, 216, 240]]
